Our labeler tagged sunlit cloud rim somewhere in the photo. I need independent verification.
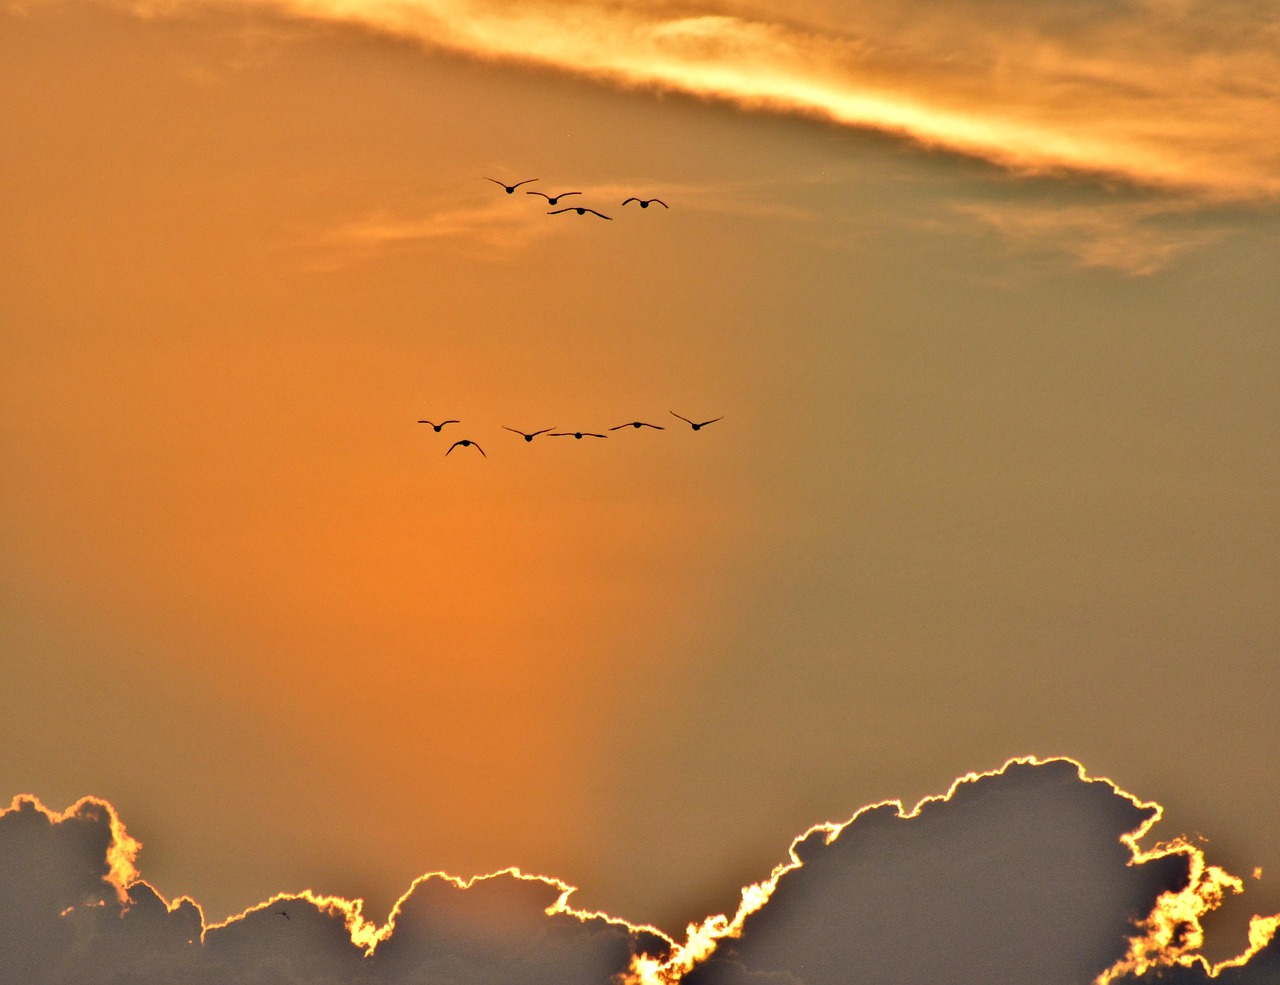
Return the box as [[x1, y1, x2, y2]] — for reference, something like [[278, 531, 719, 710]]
[[617, 755, 1280, 985]]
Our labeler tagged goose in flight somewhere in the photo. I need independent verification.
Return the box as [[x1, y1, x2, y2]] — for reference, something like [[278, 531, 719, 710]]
[[622, 197, 668, 209], [527, 190, 582, 205], [504, 426, 557, 442], [446, 439, 486, 457], [671, 411, 722, 431], [551, 431, 607, 439], [417, 419, 459, 432], [277, 910, 290, 921], [549, 206, 612, 220], [609, 421, 665, 430], [486, 177, 538, 194]]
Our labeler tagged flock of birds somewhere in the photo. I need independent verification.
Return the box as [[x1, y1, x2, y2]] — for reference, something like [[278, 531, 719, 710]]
[[419, 176, 693, 459], [485, 177, 667, 220], [420, 412, 723, 458]]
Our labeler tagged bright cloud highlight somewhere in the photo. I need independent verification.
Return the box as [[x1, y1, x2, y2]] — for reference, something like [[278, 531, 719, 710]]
[[138, 0, 1280, 199], [4, 759, 1278, 985]]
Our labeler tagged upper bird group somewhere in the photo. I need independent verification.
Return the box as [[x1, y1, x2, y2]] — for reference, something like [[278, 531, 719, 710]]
[[420, 412, 722, 458], [485, 177, 667, 221]]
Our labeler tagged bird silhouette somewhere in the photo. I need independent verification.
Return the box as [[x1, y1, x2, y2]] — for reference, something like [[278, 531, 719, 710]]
[[277, 910, 290, 921], [446, 439, 486, 457], [549, 207, 612, 220], [504, 426, 556, 442], [671, 411, 722, 430], [609, 421, 665, 430], [417, 419, 459, 432], [622, 197, 668, 209], [486, 177, 538, 194], [526, 190, 582, 205], [551, 431, 607, 439]]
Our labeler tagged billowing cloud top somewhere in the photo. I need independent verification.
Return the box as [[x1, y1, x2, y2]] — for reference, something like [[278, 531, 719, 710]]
[[4, 759, 1277, 985]]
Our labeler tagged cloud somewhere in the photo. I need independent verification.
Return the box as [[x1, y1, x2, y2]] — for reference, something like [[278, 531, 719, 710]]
[[324, 200, 561, 260], [4, 761, 1278, 985], [0, 794, 669, 985], [102, 0, 1280, 199], [313, 181, 810, 265], [951, 199, 1231, 275], [625, 759, 1280, 985]]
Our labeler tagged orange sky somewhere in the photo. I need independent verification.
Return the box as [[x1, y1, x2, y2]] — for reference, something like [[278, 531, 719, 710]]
[[2, 0, 1278, 952]]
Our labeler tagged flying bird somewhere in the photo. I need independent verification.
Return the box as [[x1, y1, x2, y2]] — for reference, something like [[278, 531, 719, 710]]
[[446, 439, 486, 457], [549, 207, 612, 220], [485, 177, 538, 194], [276, 910, 290, 921], [526, 190, 582, 205], [671, 411, 723, 430], [609, 421, 665, 430], [551, 431, 607, 439], [417, 419, 459, 432], [622, 197, 668, 209], [504, 426, 556, 442]]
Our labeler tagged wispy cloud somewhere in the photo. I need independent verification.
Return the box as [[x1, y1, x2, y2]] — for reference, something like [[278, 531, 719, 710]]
[[325, 199, 561, 259], [952, 199, 1231, 275], [313, 180, 810, 265], [159, 0, 1280, 199]]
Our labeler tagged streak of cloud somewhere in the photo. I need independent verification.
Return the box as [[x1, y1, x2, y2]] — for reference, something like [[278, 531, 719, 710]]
[[5, 761, 1279, 985], [118, 0, 1280, 199], [951, 199, 1232, 275]]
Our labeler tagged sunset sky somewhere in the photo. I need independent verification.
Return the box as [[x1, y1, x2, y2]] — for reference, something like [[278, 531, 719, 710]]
[[2, 0, 1278, 979]]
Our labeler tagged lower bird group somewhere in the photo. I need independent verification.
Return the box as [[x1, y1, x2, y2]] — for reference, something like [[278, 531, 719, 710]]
[[420, 412, 722, 458]]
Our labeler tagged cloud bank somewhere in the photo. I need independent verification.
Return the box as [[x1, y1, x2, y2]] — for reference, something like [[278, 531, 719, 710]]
[[109, 0, 1280, 199], [4, 759, 1278, 985]]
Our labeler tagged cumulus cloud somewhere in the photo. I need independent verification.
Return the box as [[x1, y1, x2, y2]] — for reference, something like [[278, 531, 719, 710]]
[[4, 761, 1278, 985], [0, 795, 669, 985], [104, 0, 1280, 198]]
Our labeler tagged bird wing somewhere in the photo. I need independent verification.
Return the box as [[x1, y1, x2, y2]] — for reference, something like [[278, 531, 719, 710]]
[[526, 191, 551, 200], [446, 441, 460, 455], [697, 416, 724, 426], [652, 199, 669, 208], [622, 197, 639, 205], [513, 178, 538, 188], [586, 210, 612, 220], [670, 411, 695, 425], [642, 422, 665, 429], [474, 443, 487, 457]]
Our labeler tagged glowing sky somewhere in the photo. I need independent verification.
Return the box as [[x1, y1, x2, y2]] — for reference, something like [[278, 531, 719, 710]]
[[2, 0, 1278, 978]]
